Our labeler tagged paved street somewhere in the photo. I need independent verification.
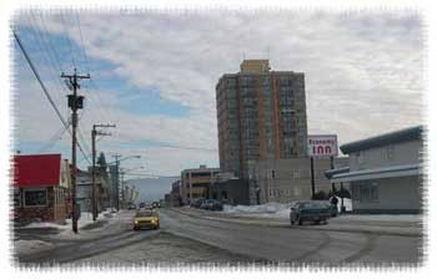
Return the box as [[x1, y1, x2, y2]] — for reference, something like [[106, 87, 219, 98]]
[[14, 208, 422, 267]]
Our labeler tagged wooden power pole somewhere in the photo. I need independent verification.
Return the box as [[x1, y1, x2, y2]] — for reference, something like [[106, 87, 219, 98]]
[[91, 123, 115, 221], [61, 68, 90, 234]]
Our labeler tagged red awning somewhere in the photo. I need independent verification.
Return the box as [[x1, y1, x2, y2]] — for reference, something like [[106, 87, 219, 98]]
[[13, 154, 62, 188]]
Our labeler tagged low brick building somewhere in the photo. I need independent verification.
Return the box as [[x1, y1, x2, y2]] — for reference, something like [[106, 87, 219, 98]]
[[13, 154, 71, 224]]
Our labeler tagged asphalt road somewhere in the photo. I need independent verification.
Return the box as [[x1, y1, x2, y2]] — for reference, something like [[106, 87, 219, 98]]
[[14, 208, 422, 267]]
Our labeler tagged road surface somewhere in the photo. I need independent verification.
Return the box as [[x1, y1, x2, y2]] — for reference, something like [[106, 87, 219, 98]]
[[14, 208, 422, 267]]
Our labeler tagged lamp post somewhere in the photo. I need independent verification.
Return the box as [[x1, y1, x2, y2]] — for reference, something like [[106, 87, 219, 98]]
[[120, 166, 144, 208]]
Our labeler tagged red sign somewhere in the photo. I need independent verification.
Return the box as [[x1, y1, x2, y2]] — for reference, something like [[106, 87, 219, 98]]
[[308, 135, 338, 157]]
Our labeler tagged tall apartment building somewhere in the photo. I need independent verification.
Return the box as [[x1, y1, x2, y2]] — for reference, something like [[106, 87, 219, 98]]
[[216, 59, 308, 181]]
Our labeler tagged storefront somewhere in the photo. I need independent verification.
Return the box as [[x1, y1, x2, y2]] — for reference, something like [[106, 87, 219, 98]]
[[13, 154, 71, 224]]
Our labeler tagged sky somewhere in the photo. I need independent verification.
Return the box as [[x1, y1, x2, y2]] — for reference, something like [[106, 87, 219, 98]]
[[12, 9, 424, 177]]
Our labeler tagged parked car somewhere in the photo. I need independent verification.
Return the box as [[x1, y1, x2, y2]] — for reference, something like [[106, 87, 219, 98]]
[[289, 201, 331, 225], [139, 202, 146, 208], [151, 201, 161, 208], [127, 203, 137, 210], [320, 200, 338, 217], [133, 210, 160, 230], [192, 198, 206, 208], [200, 199, 223, 211]]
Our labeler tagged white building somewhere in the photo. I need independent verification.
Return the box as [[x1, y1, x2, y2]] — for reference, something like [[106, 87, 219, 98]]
[[328, 126, 423, 214]]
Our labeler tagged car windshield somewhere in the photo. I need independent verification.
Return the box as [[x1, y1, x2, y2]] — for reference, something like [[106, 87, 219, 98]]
[[135, 211, 154, 217]]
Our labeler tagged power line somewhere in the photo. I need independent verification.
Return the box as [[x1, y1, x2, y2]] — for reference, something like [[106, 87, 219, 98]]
[[74, 12, 90, 73], [13, 29, 91, 165], [59, 12, 76, 69]]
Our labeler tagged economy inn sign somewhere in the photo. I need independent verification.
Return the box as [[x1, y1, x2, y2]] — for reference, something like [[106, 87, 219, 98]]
[[308, 135, 338, 157]]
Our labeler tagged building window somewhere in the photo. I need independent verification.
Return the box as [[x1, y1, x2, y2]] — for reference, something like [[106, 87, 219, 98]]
[[271, 170, 276, 178], [23, 189, 47, 207]]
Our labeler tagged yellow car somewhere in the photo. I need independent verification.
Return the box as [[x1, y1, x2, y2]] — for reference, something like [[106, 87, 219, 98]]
[[133, 209, 160, 230]]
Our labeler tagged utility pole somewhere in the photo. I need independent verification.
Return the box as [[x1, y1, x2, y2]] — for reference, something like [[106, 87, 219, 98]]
[[91, 124, 115, 221], [112, 154, 122, 211], [310, 157, 315, 199], [120, 171, 125, 209], [62, 68, 90, 234]]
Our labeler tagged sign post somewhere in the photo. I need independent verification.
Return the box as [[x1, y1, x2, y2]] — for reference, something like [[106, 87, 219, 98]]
[[307, 135, 338, 199]]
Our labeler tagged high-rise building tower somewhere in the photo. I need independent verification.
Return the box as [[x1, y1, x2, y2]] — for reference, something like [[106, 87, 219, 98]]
[[216, 59, 308, 181]]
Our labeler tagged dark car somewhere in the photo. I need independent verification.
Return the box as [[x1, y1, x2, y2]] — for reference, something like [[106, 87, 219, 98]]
[[200, 199, 223, 211], [192, 198, 206, 208], [127, 203, 137, 210], [320, 200, 338, 217], [289, 201, 331, 225], [139, 202, 146, 208]]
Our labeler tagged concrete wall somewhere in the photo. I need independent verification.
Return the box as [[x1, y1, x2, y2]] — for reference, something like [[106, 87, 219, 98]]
[[252, 157, 348, 204], [351, 176, 422, 213], [210, 179, 250, 205]]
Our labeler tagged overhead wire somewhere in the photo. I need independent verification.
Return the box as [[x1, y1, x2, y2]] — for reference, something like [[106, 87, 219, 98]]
[[13, 27, 91, 165]]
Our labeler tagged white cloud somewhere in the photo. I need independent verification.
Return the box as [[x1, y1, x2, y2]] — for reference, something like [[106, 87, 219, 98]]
[[14, 10, 424, 174]]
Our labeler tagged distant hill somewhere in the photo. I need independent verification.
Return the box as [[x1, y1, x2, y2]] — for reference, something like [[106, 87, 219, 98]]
[[126, 176, 178, 203]]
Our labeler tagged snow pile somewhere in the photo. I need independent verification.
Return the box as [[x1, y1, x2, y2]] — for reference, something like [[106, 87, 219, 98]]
[[223, 202, 292, 219], [223, 199, 353, 219], [23, 209, 118, 232], [14, 239, 54, 254]]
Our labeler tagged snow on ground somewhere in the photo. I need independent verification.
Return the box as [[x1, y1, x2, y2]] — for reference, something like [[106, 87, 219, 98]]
[[335, 214, 422, 223], [222, 201, 419, 223], [21, 208, 119, 240], [14, 239, 55, 255], [223, 202, 292, 219]]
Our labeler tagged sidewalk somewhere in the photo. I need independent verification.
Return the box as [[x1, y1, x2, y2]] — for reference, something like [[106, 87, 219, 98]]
[[13, 209, 123, 256], [172, 207, 423, 237]]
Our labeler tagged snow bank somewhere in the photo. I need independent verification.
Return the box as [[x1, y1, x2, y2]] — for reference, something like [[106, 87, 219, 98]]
[[223, 202, 292, 219], [223, 199, 353, 219], [23, 209, 118, 233], [14, 239, 54, 254]]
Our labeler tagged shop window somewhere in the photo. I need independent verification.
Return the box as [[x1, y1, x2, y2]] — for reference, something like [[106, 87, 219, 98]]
[[24, 189, 47, 207]]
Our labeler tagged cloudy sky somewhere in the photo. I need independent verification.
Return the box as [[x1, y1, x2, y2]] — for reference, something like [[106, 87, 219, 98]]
[[12, 9, 423, 176]]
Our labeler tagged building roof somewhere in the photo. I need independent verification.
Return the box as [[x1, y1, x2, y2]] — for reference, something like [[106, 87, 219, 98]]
[[324, 167, 350, 179], [330, 164, 421, 183], [14, 154, 62, 188], [340, 126, 423, 154]]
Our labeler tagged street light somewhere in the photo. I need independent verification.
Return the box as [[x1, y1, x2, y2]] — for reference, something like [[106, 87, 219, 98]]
[[120, 166, 144, 207]]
